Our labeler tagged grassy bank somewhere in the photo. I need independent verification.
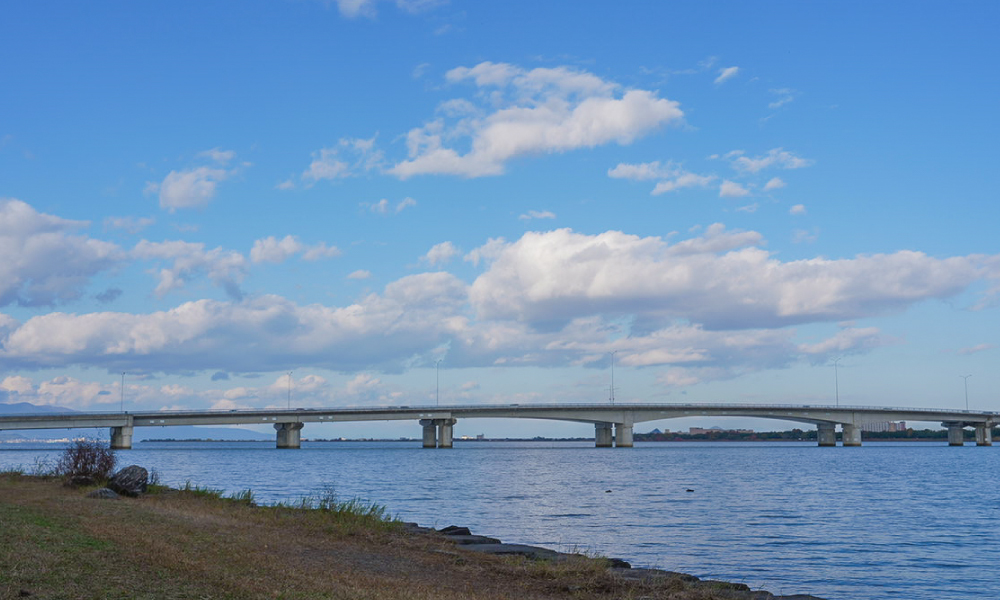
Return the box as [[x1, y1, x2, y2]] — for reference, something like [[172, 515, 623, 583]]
[[0, 473, 798, 600]]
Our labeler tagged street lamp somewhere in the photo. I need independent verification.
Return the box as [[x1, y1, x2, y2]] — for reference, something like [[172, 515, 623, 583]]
[[609, 350, 618, 405], [960, 374, 972, 410], [287, 371, 292, 409], [120, 372, 125, 412], [435, 359, 442, 406], [833, 357, 842, 407]]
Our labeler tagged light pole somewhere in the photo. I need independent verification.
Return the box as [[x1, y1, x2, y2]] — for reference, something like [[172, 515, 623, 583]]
[[287, 371, 292, 409], [120, 372, 125, 412], [833, 357, 841, 407], [961, 374, 972, 410], [609, 350, 618, 405], [435, 360, 442, 406]]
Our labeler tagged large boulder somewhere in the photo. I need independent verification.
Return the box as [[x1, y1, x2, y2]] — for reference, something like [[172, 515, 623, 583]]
[[108, 465, 148, 497]]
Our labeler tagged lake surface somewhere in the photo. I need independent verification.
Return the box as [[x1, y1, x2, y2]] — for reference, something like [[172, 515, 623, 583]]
[[2, 440, 996, 600]]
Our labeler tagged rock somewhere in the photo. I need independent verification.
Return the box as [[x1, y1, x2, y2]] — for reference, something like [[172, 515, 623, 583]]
[[108, 465, 148, 497], [605, 557, 631, 569], [438, 525, 471, 536], [442, 534, 502, 545], [86, 488, 118, 500], [461, 543, 562, 560]]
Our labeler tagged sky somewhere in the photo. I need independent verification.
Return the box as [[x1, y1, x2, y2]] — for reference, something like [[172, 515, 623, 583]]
[[1, 1, 998, 438]]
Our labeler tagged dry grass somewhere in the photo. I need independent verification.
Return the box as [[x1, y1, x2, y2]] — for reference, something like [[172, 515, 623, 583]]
[[0, 474, 771, 600]]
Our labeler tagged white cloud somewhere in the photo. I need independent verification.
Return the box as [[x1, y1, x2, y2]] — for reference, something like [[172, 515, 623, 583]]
[[390, 62, 684, 178], [764, 177, 786, 191], [957, 343, 995, 355], [250, 235, 341, 264], [769, 88, 798, 109], [132, 240, 248, 299], [423, 241, 460, 265], [736, 203, 759, 213], [719, 180, 750, 197], [0, 198, 123, 307], [150, 166, 231, 212], [348, 270, 372, 280], [789, 204, 807, 215], [467, 227, 995, 330], [368, 197, 417, 215], [518, 210, 556, 220], [302, 136, 382, 184], [0, 274, 469, 373], [333, 0, 445, 18], [652, 173, 716, 195], [714, 66, 740, 84], [730, 148, 813, 173], [792, 228, 819, 244], [610, 161, 715, 195], [197, 148, 235, 163]]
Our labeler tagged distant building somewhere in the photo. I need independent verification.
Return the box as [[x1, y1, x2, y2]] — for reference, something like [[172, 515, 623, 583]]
[[689, 426, 754, 435], [861, 421, 906, 432]]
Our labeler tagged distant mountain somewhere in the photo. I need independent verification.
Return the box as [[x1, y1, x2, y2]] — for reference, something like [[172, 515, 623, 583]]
[[0, 402, 270, 442]]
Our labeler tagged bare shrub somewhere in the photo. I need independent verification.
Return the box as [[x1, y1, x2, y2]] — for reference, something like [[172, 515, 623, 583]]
[[56, 439, 117, 482]]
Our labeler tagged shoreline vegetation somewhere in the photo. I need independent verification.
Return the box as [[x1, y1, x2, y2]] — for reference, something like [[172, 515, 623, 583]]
[[1, 470, 826, 600]]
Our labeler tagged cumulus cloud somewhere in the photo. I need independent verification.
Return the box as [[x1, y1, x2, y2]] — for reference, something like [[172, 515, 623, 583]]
[[764, 177, 786, 191], [423, 241, 460, 265], [147, 150, 239, 212], [0, 273, 469, 373], [348, 270, 372, 280], [0, 198, 122, 307], [300, 136, 383, 185], [132, 240, 248, 299], [467, 227, 995, 330], [333, 0, 445, 18], [789, 204, 806, 215], [250, 235, 341, 264], [714, 66, 740, 84], [719, 180, 750, 197], [390, 62, 684, 178]]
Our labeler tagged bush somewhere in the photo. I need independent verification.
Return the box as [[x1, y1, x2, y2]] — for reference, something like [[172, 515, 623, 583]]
[[56, 440, 117, 483]]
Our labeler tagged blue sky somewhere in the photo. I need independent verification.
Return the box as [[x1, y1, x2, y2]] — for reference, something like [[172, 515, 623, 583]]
[[1, 1, 998, 437]]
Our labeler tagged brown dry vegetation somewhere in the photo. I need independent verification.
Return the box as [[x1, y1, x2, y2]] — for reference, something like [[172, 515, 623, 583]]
[[0, 474, 770, 600]]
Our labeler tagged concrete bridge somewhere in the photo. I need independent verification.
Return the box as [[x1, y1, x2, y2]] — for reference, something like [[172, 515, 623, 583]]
[[2, 403, 997, 449]]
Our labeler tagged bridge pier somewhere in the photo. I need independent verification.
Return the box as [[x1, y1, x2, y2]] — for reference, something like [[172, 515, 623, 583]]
[[110, 425, 133, 450], [945, 423, 966, 446], [975, 424, 992, 446], [614, 423, 633, 448], [594, 423, 614, 447], [418, 419, 456, 448], [841, 424, 862, 447], [274, 422, 304, 449], [817, 423, 836, 447]]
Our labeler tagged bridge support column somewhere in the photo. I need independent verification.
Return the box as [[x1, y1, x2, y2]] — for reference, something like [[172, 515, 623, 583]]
[[946, 423, 966, 446], [419, 419, 437, 448], [817, 423, 836, 447], [615, 423, 633, 448], [274, 422, 304, 449], [841, 424, 862, 447], [438, 418, 457, 449], [110, 426, 133, 450], [595, 423, 614, 448], [975, 424, 992, 446]]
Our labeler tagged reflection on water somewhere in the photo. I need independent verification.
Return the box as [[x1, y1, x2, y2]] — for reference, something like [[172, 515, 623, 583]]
[[2, 441, 996, 600]]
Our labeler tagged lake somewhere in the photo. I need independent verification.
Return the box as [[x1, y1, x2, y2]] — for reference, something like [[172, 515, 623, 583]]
[[2, 440, 996, 600]]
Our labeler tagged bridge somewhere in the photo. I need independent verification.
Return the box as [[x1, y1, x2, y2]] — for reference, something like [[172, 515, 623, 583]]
[[1, 403, 997, 449]]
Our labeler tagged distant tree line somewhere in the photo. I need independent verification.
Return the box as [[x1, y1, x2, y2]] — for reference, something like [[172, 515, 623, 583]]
[[635, 428, 1000, 442]]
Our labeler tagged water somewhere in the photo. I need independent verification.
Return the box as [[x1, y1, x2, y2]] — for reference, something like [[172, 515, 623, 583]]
[[2, 440, 996, 600]]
